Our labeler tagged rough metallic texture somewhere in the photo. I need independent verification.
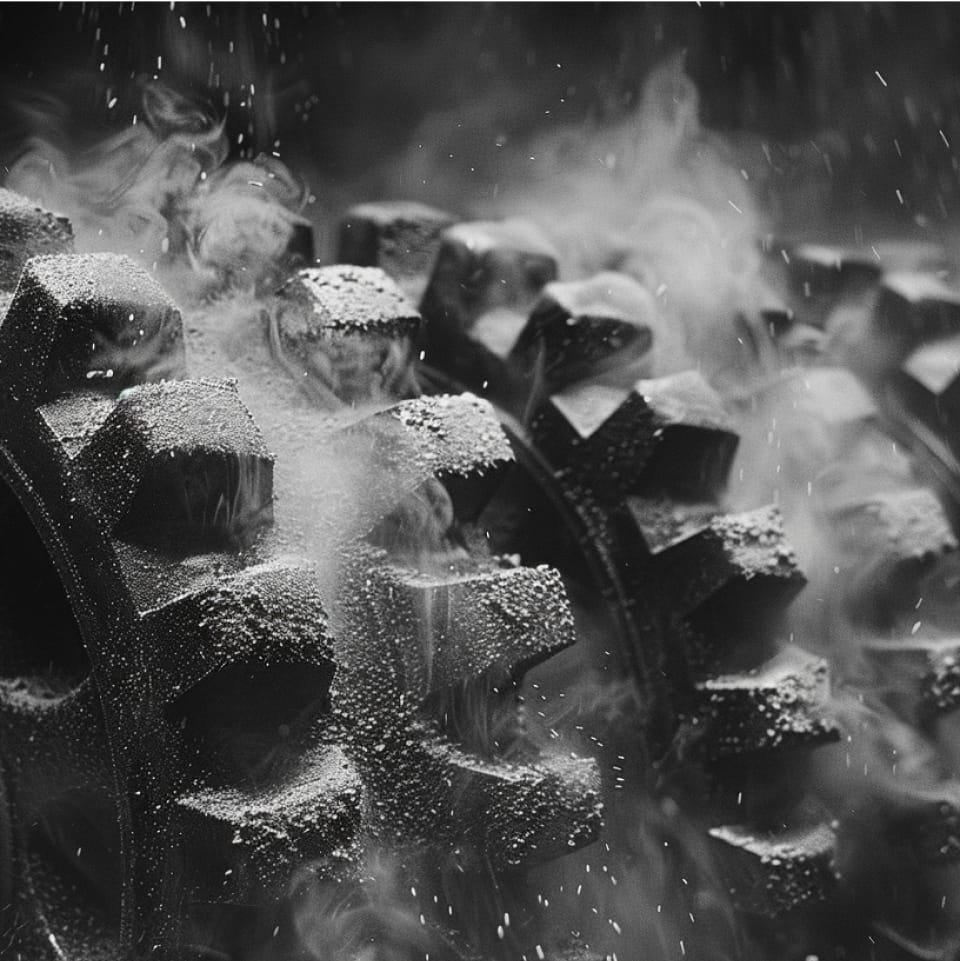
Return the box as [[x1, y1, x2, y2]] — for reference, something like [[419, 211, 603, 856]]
[[695, 646, 839, 757], [533, 370, 738, 503], [75, 379, 273, 544], [709, 822, 837, 916], [333, 547, 601, 868], [174, 743, 362, 898], [510, 272, 657, 389], [338, 200, 456, 301], [643, 504, 804, 617], [0, 188, 73, 290], [0, 252, 184, 400], [141, 561, 335, 700], [272, 264, 422, 404]]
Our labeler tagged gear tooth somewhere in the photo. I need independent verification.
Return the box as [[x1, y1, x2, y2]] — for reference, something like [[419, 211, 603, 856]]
[[510, 272, 657, 390], [420, 219, 558, 390], [643, 504, 804, 620], [695, 646, 840, 758], [142, 560, 333, 702], [0, 188, 74, 291], [273, 265, 422, 405], [173, 743, 362, 900], [75, 379, 273, 546], [893, 334, 960, 445], [423, 740, 602, 868], [861, 637, 960, 720], [775, 242, 881, 328], [338, 552, 574, 703], [0, 252, 185, 401], [709, 821, 837, 917], [533, 370, 738, 503], [875, 272, 960, 357], [337, 201, 456, 302], [341, 393, 514, 530]]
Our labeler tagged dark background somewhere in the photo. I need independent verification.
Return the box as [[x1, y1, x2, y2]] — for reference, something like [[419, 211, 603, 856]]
[[1, 3, 960, 224]]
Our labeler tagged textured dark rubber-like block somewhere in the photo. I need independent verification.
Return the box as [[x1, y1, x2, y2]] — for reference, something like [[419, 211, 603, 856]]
[[338, 200, 456, 302], [0, 188, 73, 291], [533, 370, 738, 503], [709, 822, 837, 916], [510, 272, 657, 389], [273, 264, 422, 404], [694, 646, 839, 757], [0, 252, 185, 400], [75, 379, 273, 545]]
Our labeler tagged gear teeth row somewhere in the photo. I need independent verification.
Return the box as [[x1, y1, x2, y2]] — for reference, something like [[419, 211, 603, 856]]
[[708, 822, 837, 917], [140, 560, 335, 702], [694, 645, 839, 758], [533, 370, 738, 503], [338, 200, 456, 303], [74, 379, 273, 546], [0, 187, 73, 291], [0, 252, 185, 400], [510, 272, 657, 391], [173, 742, 362, 901], [334, 547, 601, 867]]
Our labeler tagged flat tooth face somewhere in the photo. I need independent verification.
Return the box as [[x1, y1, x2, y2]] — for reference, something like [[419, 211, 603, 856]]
[[873, 272, 960, 357], [0, 252, 185, 400], [0, 187, 74, 291], [709, 822, 837, 917], [75, 379, 273, 545]]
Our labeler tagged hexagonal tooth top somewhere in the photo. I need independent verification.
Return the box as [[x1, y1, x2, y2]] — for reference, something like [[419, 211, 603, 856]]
[[708, 505, 798, 575], [360, 392, 514, 476], [443, 218, 558, 258], [0, 188, 74, 289], [276, 264, 421, 337], [107, 380, 270, 459]]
